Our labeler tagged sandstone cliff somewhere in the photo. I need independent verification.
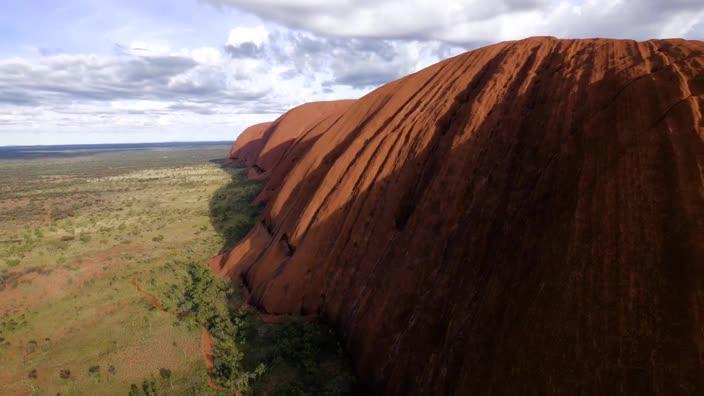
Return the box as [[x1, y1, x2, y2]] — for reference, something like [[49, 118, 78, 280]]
[[228, 101, 353, 182], [226, 122, 272, 168], [218, 37, 704, 394]]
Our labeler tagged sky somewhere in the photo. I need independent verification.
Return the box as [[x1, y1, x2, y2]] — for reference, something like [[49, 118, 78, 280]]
[[0, 0, 702, 146]]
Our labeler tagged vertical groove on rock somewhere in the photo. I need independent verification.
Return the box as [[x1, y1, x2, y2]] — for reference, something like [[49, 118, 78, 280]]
[[223, 37, 704, 395]]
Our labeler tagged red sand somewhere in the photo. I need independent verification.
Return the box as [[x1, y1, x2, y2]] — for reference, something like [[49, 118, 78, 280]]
[[130, 278, 224, 391], [223, 37, 704, 394], [130, 278, 164, 311], [200, 328, 228, 392]]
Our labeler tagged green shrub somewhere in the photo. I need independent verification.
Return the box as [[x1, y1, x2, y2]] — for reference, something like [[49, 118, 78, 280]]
[[128, 384, 140, 396], [168, 262, 263, 391], [242, 315, 360, 395], [5, 259, 20, 267], [159, 368, 172, 389], [208, 171, 264, 249], [88, 365, 100, 377], [269, 318, 359, 395], [142, 379, 157, 396]]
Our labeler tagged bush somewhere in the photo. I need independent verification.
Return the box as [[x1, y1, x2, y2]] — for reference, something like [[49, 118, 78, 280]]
[[88, 365, 100, 377], [142, 379, 158, 396], [159, 368, 172, 389], [246, 316, 360, 395], [170, 262, 263, 391], [5, 259, 20, 267], [128, 384, 141, 396], [159, 368, 171, 379], [151, 235, 164, 242], [26, 340, 37, 354]]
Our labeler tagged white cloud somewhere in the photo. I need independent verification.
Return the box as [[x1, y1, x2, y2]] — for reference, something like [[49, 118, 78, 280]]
[[227, 25, 270, 47], [205, 0, 704, 43], [2, 0, 702, 145], [1, 23, 459, 144]]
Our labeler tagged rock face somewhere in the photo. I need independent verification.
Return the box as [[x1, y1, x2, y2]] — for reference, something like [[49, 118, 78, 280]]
[[227, 101, 353, 181], [218, 37, 704, 394], [226, 122, 272, 168]]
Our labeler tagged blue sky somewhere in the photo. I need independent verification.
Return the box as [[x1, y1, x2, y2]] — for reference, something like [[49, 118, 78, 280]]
[[0, 1, 252, 56], [0, 0, 702, 145]]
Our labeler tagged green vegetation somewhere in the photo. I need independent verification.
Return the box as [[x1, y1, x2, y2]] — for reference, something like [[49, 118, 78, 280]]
[[249, 317, 360, 395], [4, 259, 20, 267], [0, 145, 233, 394], [148, 259, 359, 395], [162, 263, 264, 392], [209, 168, 264, 250], [129, 383, 141, 396], [0, 145, 358, 395], [159, 367, 172, 389]]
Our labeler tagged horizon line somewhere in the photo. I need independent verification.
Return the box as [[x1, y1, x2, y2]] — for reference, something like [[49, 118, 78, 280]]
[[0, 140, 234, 149]]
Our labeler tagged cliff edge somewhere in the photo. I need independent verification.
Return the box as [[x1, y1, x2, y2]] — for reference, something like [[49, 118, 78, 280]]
[[219, 37, 704, 394]]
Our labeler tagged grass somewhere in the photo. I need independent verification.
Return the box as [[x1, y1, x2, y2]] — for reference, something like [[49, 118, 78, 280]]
[[209, 168, 264, 250], [144, 261, 264, 392], [145, 260, 360, 395], [0, 145, 232, 395], [245, 317, 360, 395], [0, 145, 359, 395]]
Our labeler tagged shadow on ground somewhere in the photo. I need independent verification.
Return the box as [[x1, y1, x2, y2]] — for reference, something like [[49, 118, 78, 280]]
[[208, 165, 265, 252], [205, 162, 364, 395]]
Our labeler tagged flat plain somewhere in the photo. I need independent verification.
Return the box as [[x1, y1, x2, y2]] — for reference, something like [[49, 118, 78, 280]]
[[0, 142, 359, 396], [0, 144, 241, 395]]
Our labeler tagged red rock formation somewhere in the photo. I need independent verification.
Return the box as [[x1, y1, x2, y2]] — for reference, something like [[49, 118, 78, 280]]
[[217, 37, 704, 394], [227, 101, 353, 181], [227, 122, 272, 167]]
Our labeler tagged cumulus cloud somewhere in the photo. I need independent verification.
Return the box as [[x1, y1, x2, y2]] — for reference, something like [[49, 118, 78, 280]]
[[227, 26, 270, 47], [224, 27, 465, 88], [2, 0, 702, 145], [0, 44, 279, 142], [203, 0, 704, 43], [1, 24, 459, 142], [0, 52, 270, 109], [225, 42, 265, 58]]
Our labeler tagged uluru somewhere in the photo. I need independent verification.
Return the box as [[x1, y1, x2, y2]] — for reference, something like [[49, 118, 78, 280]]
[[216, 37, 704, 394], [3, 1, 704, 394]]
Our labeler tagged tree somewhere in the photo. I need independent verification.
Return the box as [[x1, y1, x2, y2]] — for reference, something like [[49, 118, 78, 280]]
[[128, 384, 140, 396], [88, 365, 100, 380], [159, 368, 173, 390], [142, 379, 157, 396]]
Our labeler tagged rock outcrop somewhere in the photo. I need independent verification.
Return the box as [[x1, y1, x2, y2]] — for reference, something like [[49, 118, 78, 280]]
[[218, 37, 704, 394], [226, 122, 272, 168], [228, 101, 353, 182]]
